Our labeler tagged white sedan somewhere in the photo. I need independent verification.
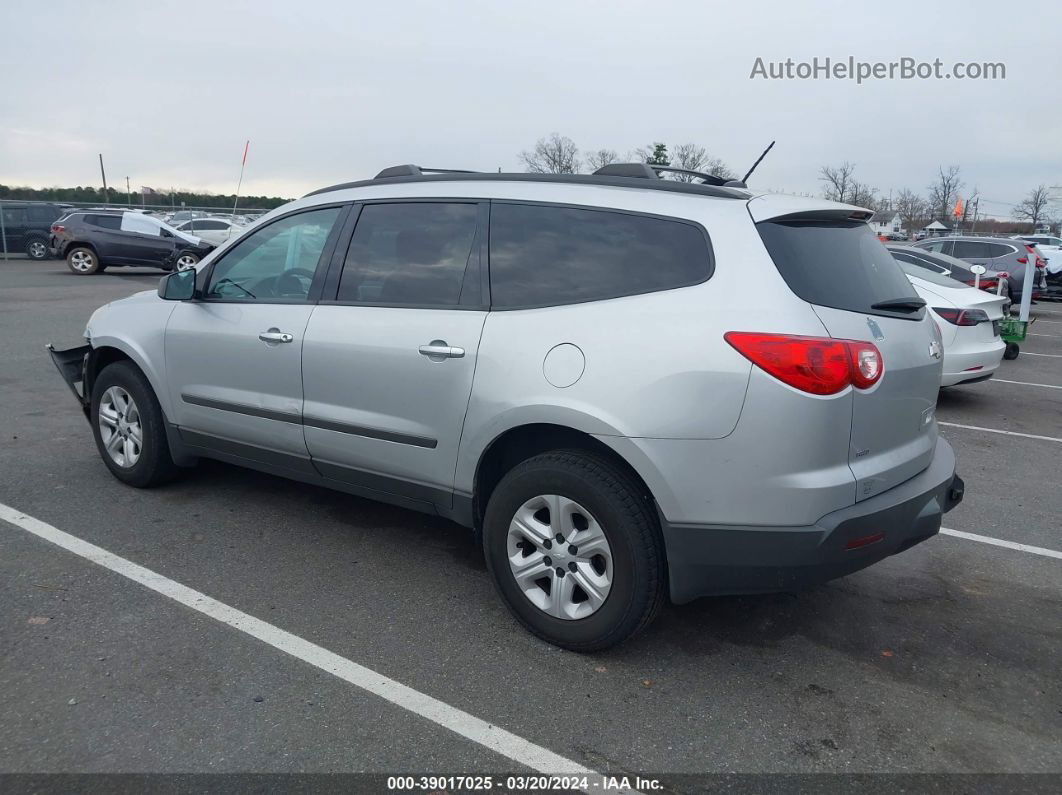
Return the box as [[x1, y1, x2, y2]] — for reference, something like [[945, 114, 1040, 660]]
[[174, 217, 244, 247], [898, 262, 1007, 387]]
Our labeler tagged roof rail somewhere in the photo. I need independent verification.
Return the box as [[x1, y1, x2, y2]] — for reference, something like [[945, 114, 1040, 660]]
[[375, 164, 478, 179], [306, 171, 751, 200], [593, 162, 746, 188]]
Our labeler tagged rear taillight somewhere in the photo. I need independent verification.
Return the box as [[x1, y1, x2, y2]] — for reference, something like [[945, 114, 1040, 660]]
[[933, 307, 989, 326], [964, 277, 999, 291], [724, 332, 883, 395], [51, 224, 65, 234], [1016, 256, 1028, 264]]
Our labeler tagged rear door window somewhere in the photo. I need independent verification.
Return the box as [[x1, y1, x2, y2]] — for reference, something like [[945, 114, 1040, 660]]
[[488, 203, 712, 308], [86, 214, 122, 230], [337, 202, 480, 307], [756, 219, 919, 318], [982, 242, 1015, 260]]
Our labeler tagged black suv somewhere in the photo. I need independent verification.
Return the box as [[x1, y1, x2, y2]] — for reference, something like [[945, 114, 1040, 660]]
[[1, 202, 72, 259], [50, 210, 215, 275]]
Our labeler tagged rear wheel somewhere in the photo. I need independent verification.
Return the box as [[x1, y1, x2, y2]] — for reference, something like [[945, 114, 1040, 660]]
[[1004, 342, 1020, 360], [90, 361, 180, 487], [483, 450, 665, 651], [66, 246, 100, 275]]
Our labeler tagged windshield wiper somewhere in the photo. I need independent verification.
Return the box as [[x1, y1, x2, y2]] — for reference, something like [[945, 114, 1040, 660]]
[[871, 297, 926, 312]]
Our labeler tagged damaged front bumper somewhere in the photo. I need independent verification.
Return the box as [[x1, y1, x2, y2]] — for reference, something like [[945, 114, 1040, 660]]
[[46, 343, 92, 416]]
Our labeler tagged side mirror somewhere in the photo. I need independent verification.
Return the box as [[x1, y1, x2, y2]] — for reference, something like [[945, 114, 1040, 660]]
[[158, 268, 197, 300]]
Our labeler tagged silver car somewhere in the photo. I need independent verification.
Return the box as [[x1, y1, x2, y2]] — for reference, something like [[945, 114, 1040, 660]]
[[49, 164, 964, 650]]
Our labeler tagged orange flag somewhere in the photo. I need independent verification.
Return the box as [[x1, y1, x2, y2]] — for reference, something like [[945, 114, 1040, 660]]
[[953, 198, 964, 218]]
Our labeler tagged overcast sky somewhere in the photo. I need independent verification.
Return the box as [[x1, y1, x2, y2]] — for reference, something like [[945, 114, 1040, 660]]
[[2, 0, 1059, 217]]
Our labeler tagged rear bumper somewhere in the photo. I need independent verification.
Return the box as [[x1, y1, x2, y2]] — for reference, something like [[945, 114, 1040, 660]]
[[941, 341, 1005, 386], [662, 437, 962, 604]]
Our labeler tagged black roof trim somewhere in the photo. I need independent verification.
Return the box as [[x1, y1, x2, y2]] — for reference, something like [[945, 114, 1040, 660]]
[[306, 170, 750, 200]]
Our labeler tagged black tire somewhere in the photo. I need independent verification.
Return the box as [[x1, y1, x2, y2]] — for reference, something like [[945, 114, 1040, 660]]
[[483, 450, 666, 652], [90, 361, 180, 488], [66, 246, 101, 275], [1003, 342, 1020, 360], [25, 235, 51, 260]]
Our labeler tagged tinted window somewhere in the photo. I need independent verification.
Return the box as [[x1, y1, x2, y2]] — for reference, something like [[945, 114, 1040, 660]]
[[2, 207, 26, 225], [207, 206, 341, 302], [757, 219, 918, 317], [983, 242, 1014, 259], [187, 220, 226, 230], [488, 203, 711, 308], [337, 203, 479, 306], [896, 258, 960, 288], [27, 206, 58, 223], [890, 250, 947, 275], [86, 214, 122, 230]]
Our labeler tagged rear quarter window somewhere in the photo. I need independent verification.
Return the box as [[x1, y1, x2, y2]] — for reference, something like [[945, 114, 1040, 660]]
[[86, 214, 122, 230], [757, 219, 919, 317], [488, 203, 712, 308]]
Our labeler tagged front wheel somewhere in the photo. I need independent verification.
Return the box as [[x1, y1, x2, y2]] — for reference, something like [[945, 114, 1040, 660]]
[[90, 361, 181, 487], [26, 237, 50, 260], [483, 450, 665, 652], [174, 252, 200, 270]]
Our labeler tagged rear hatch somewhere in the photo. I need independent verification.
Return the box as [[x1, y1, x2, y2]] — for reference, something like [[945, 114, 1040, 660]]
[[750, 197, 942, 501]]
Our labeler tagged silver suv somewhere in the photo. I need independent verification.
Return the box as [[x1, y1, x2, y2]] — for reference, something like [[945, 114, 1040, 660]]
[[49, 164, 964, 650]]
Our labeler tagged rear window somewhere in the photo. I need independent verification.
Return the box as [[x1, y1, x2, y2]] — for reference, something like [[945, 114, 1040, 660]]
[[896, 259, 961, 288], [489, 203, 712, 308], [757, 219, 919, 317], [86, 214, 122, 230]]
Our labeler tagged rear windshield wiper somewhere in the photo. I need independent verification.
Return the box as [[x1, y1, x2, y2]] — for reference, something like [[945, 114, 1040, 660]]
[[871, 297, 926, 313]]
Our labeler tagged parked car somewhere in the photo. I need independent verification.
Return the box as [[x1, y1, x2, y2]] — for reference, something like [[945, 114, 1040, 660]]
[[174, 217, 244, 246], [0, 201, 72, 259], [47, 163, 963, 650], [894, 258, 1007, 384], [913, 236, 1047, 302], [50, 210, 214, 275], [886, 245, 1011, 309], [165, 210, 211, 226], [1016, 235, 1062, 275]]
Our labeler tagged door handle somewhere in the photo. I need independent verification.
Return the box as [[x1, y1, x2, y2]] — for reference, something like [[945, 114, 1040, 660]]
[[418, 341, 465, 360], [259, 329, 294, 344]]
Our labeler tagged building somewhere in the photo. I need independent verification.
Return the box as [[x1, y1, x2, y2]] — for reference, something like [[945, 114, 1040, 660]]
[[922, 220, 951, 237], [869, 210, 904, 237]]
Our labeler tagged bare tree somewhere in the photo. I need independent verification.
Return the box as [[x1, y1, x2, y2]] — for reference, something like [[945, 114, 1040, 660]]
[[584, 148, 620, 172], [928, 165, 963, 221], [894, 188, 929, 239], [848, 181, 879, 210], [669, 143, 734, 181], [521, 133, 580, 174], [819, 161, 857, 203], [1013, 185, 1053, 230]]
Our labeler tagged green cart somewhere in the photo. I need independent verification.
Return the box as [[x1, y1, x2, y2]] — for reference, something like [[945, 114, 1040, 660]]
[[999, 315, 1035, 360]]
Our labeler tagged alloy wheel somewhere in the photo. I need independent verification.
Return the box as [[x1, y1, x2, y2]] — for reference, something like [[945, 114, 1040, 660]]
[[70, 250, 94, 272], [28, 241, 48, 259], [507, 494, 613, 620], [98, 386, 143, 468]]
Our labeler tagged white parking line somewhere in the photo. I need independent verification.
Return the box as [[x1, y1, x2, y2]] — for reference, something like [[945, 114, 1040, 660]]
[[1030, 318, 1062, 324], [0, 502, 622, 787], [938, 421, 1062, 444], [1027, 333, 1062, 338], [1021, 352, 1062, 358], [940, 528, 1062, 561], [991, 378, 1062, 390]]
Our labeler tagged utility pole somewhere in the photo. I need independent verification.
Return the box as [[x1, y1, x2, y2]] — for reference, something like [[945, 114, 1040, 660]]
[[126, 176, 131, 205], [99, 154, 109, 206]]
